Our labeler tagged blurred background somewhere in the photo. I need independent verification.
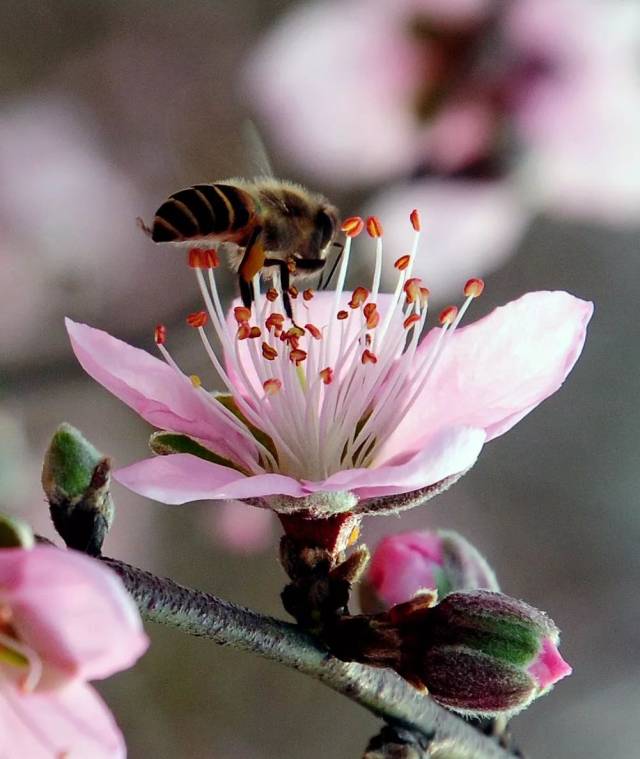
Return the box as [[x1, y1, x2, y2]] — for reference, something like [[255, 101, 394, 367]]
[[1, 0, 639, 756]]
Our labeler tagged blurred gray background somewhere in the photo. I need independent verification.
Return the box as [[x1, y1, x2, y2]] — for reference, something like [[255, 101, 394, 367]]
[[1, 2, 639, 757]]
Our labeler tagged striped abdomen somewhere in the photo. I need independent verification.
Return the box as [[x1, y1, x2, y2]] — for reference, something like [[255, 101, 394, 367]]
[[151, 184, 256, 243]]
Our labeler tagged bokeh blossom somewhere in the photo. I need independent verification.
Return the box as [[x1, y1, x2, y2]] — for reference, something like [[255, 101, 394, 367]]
[[66, 213, 592, 518], [0, 544, 148, 757], [247, 0, 640, 291]]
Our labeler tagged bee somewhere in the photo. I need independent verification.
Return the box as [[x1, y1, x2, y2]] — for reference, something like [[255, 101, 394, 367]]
[[144, 178, 341, 320]]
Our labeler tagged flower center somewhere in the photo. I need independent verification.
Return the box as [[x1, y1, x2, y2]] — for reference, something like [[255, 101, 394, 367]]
[[154, 210, 483, 481]]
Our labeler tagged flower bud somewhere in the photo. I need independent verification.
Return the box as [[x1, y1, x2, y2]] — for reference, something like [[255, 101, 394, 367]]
[[0, 513, 34, 549], [41, 423, 114, 556], [362, 529, 499, 611], [415, 590, 572, 717]]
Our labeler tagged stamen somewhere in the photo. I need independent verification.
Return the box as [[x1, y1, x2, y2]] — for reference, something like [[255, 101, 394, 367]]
[[188, 248, 219, 269], [346, 287, 366, 309], [263, 378, 282, 396], [234, 306, 252, 324], [237, 324, 252, 340], [364, 303, 380, 329], [341, 216, 365, 237], [320, 367, 334, 385], [290, 349, 307, 365], [404, 278, 422, 304], [154, 324, 167, 345], [0, 630, 43, 693], [266, 313, 285, 334], [303, 289, 314, 301], [305, 323, 322, 340], [410, 209, 421, 231], [249, 326, 261, 338], [266, 288, 278, 302], [420, 287, 430, 307], [404, 313, 421, 329], [186, 310, 208, 328], [288, 286, 299, 299], [190, 374, 202, 388], [337, 310, 349, 320]]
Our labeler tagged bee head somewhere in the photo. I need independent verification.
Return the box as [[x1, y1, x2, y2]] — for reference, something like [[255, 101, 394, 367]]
[[312, 205, 339, 258]]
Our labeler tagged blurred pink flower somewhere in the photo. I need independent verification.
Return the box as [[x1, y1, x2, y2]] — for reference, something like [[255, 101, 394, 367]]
[[204, 501, 275, 554], [66, 220, 591, 517], [0, 545, 148, 757], [0, 97, 193, 368], [367, 179, 530, 293]]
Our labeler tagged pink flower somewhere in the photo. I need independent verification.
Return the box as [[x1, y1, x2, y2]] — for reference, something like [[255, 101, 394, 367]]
[[0, 545, 148, 757], [366, 529, 499, 608], [528, 636, 572, 692], [66, 213, 592, 517]]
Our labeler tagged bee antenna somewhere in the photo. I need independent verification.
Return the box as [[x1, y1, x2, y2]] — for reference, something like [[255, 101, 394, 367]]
[[136, 216, 153, 238], [320, 242, 345, 291]]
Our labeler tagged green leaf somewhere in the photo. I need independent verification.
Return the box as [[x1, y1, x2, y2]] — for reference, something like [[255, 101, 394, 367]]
[[149, 431, 250, 475]]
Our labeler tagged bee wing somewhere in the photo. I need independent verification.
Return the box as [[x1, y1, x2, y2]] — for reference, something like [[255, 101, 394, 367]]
[[242, 120, 275, 180]]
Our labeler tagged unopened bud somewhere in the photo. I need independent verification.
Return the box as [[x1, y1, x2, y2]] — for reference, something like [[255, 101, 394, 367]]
[[362, 529, 499, 611], [41, 423, 114, 556], [0, 513, 34, 549]]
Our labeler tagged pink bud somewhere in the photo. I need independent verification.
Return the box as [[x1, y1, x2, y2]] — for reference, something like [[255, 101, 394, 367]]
[[528, 637, 572, 691]]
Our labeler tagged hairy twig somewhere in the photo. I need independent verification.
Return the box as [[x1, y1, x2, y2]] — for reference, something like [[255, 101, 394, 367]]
[[103, 556, 517, 759]]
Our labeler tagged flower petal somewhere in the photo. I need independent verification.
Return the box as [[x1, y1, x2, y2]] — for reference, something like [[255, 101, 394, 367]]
[[303, 426, 486, 499], [384, 291, 592, 458], [0, 681, 125, 759], [65, 318, 254, 463], [115, 454, 306, 503], [0, 546, 148, 681]]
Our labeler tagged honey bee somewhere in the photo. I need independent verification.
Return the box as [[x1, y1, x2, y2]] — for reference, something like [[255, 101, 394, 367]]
[[144, 178, 341, 320]]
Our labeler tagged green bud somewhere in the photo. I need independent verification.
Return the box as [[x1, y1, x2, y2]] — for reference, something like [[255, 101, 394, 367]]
[[41, 423, 114, 556], [0, 513, 34, 549]]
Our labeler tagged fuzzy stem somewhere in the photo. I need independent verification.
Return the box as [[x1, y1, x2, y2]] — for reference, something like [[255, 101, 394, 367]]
[[102, 556, 516, 758]]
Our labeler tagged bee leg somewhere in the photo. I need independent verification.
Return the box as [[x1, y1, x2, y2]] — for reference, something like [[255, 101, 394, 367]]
[[264, 257, 295, 321], [239, 276, 254, 310], [238, 226, 265, 311]]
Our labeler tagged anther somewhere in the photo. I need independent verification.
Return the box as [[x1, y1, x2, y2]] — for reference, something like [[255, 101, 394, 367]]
[[290, 349, 307, 365], [237, 323, 251, 340], [348, 286, 369, 309], [287, 325, 305, 338], [305, 323, 322, 340], [186, 310, 208, 328], [464, 278, 485, 298], [341, 216, 365, 237], [394, 254, 411, 271], [410, 209, 421, 232], [234, 306, 252, 324], [263, 378, 282, 396], [439, 306, 459, 325], [361, 349, 378, 364], [303, 289, 314, 301], [249, 326, 262, 339], [319, 367, 334, 385], [154, 324, 167, 345], [366, 216, 384, 238], [190, 374, 202, 388], [188, 248, 219, 269], [262, 343, 278, 360], [364, 302, 379, 329], [404, 313, 421, 329], [419, 287, 430, 307], [337, 310, 349, 320], [404, 278, 422, 304], [266, 313, 285, 333], [288, 286, 299, 299], [266, 288, 278, 302]]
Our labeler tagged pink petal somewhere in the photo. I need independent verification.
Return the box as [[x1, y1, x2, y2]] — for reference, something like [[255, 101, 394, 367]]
[[303, 425, 486, 500], [528, 637, 572, 690], [0, 681, 125, 758], [384, 292, 593, 458], [66, 318, 254, 463], [0, 546, 148, 681], [115, 454, 306, 503], [372, 179, 531, 299]]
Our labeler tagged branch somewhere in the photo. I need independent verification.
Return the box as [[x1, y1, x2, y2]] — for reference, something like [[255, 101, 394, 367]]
[[103, 556, 515, 759]]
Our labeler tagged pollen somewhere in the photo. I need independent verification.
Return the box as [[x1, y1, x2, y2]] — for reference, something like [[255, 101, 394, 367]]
[[394, 254, 411, 271], [234, 306, 251, 324], [305, 323, 322, 340], [303, 289, 314, 301], [410, 209, 421, 231], [361, 349, 378, 364], [439, 305, 459, 325], [464, 278, 485, 298], [290, 348, 307, 365], [288, 286, 299, 299], [266, 288, 278, 302], [154, 324, 167, 345], [348, 286, 369, 309], [188, 248, 219, 269], [190, 374, 202, 388], [341, 216, 365, 237], [263, 378, 282, 396], [366, 216, 384, 238], [186, 310, 208, 328], [262, 343, 278, 360], [319, 367, 334, 385], [337, 310, 349, 320]]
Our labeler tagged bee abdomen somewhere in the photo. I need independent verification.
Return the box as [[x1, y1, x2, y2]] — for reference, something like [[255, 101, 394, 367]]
[[151, 183, 255, 243]]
